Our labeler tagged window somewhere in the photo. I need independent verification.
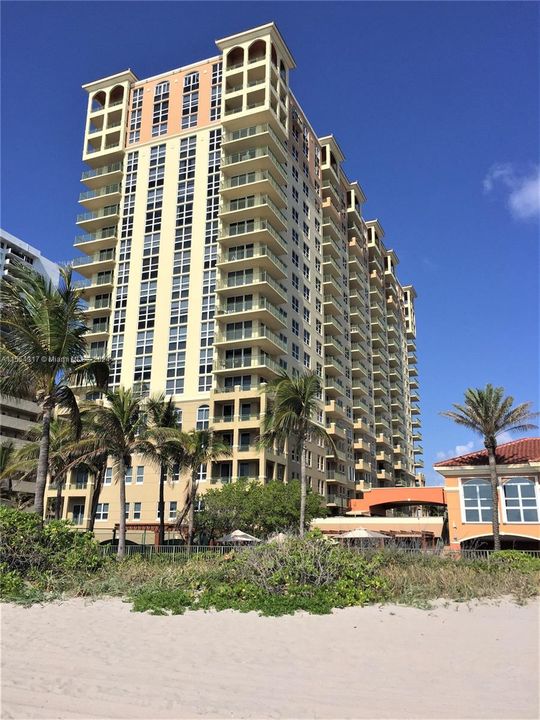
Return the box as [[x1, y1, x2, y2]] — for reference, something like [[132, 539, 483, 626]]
[[502, 477, 538, 523], [104, 468, 112, 485], [125, 467, 132, 484], [136, 466, 144, 484], [95, 503, 109, 521], [169, 501, 178, 520], [461, 478, 492, 523], [125, 503, 130, 520], [133, 502, 142, 520], [197, 405, 210, 430]]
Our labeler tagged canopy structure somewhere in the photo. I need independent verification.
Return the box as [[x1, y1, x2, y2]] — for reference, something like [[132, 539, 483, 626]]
[[267, 532, 289, 544], [218, 529, 262, 544], [338, 528, 387, 539]]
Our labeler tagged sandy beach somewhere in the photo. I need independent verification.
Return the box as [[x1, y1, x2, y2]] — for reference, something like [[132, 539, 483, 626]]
[[1, 598, 538, 720]]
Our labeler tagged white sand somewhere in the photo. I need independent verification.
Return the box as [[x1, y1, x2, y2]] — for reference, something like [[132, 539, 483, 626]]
[[1, 598, 538, 720]]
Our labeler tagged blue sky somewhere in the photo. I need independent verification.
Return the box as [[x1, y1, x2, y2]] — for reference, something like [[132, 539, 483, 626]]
[[2, 2, 539, 483]]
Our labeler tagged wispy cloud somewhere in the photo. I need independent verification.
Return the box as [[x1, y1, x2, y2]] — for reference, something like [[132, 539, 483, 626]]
[[483, 163, 540, 220], [435, 440, 475, 461]]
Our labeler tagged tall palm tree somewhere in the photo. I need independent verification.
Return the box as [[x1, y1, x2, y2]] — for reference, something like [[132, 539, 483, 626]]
[[4, 417, 79, 519], [84, 387, 145, 558], [177, 430, 231, 549], [140, 394, 185, 546], [0, 262, 109, 518], [259, 371, 335, 536], [441, 384, 538, 550]]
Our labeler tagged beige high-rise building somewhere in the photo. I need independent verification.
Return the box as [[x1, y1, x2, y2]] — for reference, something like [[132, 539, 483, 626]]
[[48, 24, 422, 536]]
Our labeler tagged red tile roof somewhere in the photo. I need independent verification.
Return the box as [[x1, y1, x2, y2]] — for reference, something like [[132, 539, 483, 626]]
[[434, 438, 540, 467]]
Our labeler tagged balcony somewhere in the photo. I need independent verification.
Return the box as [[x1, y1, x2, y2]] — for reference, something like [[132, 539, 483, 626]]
[[322, 214, 343, 242], [221, 170, 287, 207], [79, 183, 122, 210], [322, 234, 341, 260], [376, 469, 394, 483], [222, 123, 288, 163], [84, 298, 111, 317], [325, 400, 348, 421], [219, 219, 287, 256], [222, 146, 288, 184], [324, 336, 345, 358], [214, 354, 282, 381], [323, 256, 342, 279], [323, 274, 343, 298], [355, 459, 372, 473], [216, 296, 286, 330], [351, 359, 369, 378], [74, 227, 117, 254], [73, 272, 114, 295], [216, 271, 287, 305], [219, 194, 287, 232], [326, 494, 349, 510], [76, 206, 120, 232], [326, 422, 346, 440], [324, 354, 345, 377], [325, 378, 346, 399], [86, 321, 110, 341], [80, 162, 123, 189], [353, 438, 371, 453], [214, 324, 286, 355], [324, 315, 345, 337], [326, 469, 347, 483], [322, 181, 342, 209], [217, 244, 287, 280], [350, 342, 369, 361], [72, 250, 115, 277], [354, 417, 373, 435], [323, 295, 345, 317]]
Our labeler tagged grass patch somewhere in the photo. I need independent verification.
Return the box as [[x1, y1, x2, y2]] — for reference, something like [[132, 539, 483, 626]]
[[2, 508, 538, 615]]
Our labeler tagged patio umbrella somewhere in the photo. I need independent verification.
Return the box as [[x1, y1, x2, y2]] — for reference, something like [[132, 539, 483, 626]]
[[338, 528, 387, 539], [267, 532, 289, 544], [218, 529, 262, 544]]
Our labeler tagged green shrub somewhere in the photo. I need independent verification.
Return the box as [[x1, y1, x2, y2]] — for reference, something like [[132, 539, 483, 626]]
[[490, 550, 540, 572], [0, 563, 24, 599], [0, 506, 102, 580]]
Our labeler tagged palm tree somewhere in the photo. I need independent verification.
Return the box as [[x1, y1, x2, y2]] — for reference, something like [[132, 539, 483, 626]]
[[0, 262, 109, 518], [84, 387, 145, 558], [5, 417, 79, 519], [177, 430, 231, 549], [140, 395, 185, 546], [259, 371, 335, 536], [441, 384, 538, 550]]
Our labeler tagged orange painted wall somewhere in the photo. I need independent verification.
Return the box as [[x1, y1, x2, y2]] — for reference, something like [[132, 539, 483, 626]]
[[349, 486, 446, 515]]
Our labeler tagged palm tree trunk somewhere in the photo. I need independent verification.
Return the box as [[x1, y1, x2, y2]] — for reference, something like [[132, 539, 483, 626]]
[[186, 470, 198, 550], [299, 438, 307, 537], [158, 464, 166, 546], [54, 474, 64, 520], [117, 458, 126, 559], [33, 403, 53, 519], [487, 445, 502, 551], [88, 465, 105, 534]]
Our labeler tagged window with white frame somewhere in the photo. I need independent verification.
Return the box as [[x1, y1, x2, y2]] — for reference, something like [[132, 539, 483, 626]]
[[125, 467, 132, 484], [169, 501, 178, 520], [95, 503, 109, 521], [196, 405, 210, 430], [461, 478, 492, 522], [502, 477, 539, 523], [136, 466, 144, 484], [104, 467, 112, 485], [133, 502, 142, 520]]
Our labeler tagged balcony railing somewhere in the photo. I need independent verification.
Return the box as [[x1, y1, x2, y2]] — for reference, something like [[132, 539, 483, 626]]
[[79, 184, 121, 202], [221, 194, 287, 224], [72, 250, 115, 266], [218, 244, 287, 274], [217, 354, 281, 373], [215, 325, 287, 351], [216, 297, 285, 324], [223, 146, 287, 181], [220, 219, 287, 254], [81, 162, 123, 181], [221, 170, 287, 202], [223, 123, 287, 154], [77, 206, 119, 223]]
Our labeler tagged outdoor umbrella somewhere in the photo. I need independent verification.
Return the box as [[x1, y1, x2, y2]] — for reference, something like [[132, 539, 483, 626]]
[[339, 528, 386, 539], [218, 529, 262, 544]]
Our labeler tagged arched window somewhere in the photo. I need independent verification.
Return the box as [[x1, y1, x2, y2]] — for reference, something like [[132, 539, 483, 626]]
[[503, 477, 538, 523], [248, 39, 266, 64], [91, 91, 106, 112], [461, 478, 492, 522], [227, 46, 244, 69], [109, 85, 124, 105], [196, 404, 210, 430]]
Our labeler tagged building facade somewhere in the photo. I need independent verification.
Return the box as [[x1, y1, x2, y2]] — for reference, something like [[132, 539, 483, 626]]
[[49, 24, 422, 533], [435, 438, 540, 551], [1, 229, 61, 497]]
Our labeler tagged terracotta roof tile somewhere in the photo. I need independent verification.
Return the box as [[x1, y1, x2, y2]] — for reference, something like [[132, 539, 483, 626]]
[[434, 438, 540, 467]]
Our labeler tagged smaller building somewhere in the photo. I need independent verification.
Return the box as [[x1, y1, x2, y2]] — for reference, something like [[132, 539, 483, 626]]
[[434, 438, 540, 551]]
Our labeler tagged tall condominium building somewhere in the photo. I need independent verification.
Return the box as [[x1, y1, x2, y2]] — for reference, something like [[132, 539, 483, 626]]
[[49, 24, 422, 531], [1, 229, 61, 497]]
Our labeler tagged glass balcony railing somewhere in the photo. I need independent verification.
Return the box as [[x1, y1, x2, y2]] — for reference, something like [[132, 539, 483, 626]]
[[218, 244, 287, 274], [81, 162, 123, 181], [220, 219, 287, 254], [217, 296, 285, 324], [223, 146, 287, 181], [77, 206, 119, 223], [221, 194, 287, 224], [221, 170, 287, 202], [79, 184, 121, 202], [72, 250, 115, 266]]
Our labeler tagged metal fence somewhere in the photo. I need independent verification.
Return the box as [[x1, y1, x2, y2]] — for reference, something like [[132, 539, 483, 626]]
[[100, 543, 540, 561]]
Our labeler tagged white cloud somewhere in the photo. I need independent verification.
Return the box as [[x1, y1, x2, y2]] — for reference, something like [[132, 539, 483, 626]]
[[436, 440, 475, 461], [483, 164, 540, 220]]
